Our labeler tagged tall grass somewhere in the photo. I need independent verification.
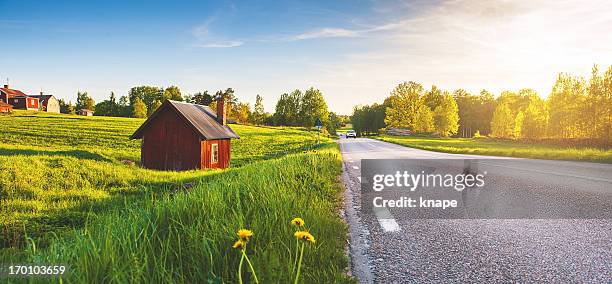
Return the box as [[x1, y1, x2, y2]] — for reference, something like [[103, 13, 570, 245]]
[[11, 144, 352, 283], [1, 111, 353, 282]]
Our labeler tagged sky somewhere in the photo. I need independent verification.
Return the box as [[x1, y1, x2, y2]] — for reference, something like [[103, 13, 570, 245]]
[[2, 0, 612, 114]]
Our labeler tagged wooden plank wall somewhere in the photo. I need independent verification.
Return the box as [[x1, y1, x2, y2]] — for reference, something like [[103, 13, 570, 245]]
[[141, 110, 201, 170], [201, 139, 231, 169]]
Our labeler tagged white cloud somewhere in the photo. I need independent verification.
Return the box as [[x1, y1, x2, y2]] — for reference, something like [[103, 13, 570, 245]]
[[292, 28, 361, 40], [193, 41, 244, 48], [191, 17, 243, 48]]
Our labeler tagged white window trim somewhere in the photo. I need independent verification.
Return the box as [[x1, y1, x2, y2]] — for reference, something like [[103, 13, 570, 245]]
[[211, 143, 219, 164]]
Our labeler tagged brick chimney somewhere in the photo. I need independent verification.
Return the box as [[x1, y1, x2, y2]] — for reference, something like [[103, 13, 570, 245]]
[[3, 84, 8, 89], [216, 96, 226, 125]]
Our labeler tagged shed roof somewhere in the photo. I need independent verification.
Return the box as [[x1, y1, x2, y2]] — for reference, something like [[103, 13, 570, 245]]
[[0, 87, 29, 98], [130, 100, 240, 140]]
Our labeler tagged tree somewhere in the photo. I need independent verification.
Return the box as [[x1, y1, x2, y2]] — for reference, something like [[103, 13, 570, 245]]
[[188, 91, 214, 106], [490, 102, 514, 138], [521, 96, 548, 139], [423, 85, 445, 110], [132, 98, 148, 118], [163, 86, 183, 101], [548, 73, 587, 138], [129, 86, 163, 112], [76, 91, 95, 111], [58, 99, 70, 114], [94, 92, 120, 117], [414, 105, 435, 133], [433, 94, 459, 137], [351, 103, 387, 136], [384, 81, 424, 130], [150, 100, 162, 116], [453, 89, 478, 137], [233, 102, 251, 124], [118, 96, 130, 117], [602, 65, 612, 143], [514, 111, 525, 138], [298, 87, 329, 128], [67, 102, 76, 115], [476, 90, 496, 136], [327, 112, 341, 134], [250, 94, 265, 125]]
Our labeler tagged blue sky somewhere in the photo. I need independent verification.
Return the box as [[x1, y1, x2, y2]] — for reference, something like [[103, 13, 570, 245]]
[[2, 0, 612, 114]]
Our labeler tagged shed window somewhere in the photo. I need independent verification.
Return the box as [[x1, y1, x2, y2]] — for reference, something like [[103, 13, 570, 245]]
[[211, 143, 219, 163]]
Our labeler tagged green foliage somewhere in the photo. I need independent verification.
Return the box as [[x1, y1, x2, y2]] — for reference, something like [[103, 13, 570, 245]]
[[414, 104, 434, 133], [186, 91, 214, 106], [274, 90, 303, 126], [132, 98, 148, 118], [250, 95, 265, 125], [350, 103, 386, 136], [76, 91, 95, 111], [0, 111, 352, 283], [490, 102, 514, 138], [521, 96, 548, 139], [433, 94, 459, 137], [548, 74, 588, 138], [129, 86, 163, 113], [384, 81, 424, 130], [326, 112, 341, 134], [162, 86, 183, 101], [514, 111, 525, 138], [299, 88, 329, 128]]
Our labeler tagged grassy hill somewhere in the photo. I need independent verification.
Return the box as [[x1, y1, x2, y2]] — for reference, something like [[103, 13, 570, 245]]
[[0, 111, 352, 283]]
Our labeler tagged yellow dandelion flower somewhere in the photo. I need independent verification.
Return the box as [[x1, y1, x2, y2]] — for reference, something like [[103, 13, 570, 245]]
[[294, 231, 316, 243], [237, 229, 253, 240], [291, 217, 305, 227], [232, 240, 244, 249]]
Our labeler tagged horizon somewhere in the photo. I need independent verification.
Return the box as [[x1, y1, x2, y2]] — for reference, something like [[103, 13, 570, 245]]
[[2, 0, 612, 115]]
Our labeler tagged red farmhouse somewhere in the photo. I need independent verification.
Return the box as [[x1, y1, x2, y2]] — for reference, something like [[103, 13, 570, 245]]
[[0, 84, 39, 111], [130, 98, 239, 170]]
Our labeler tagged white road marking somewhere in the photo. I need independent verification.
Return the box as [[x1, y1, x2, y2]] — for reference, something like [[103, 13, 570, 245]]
[[373, 207, 401, 232], [352, 166, 359, 170]]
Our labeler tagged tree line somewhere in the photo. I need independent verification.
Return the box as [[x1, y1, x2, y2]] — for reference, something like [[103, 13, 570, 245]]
[[57, 85, 342, 134], [351, 64, 612, 146]]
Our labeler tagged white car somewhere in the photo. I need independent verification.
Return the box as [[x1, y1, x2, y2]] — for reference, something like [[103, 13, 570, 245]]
[[346, 130, 357, 138]]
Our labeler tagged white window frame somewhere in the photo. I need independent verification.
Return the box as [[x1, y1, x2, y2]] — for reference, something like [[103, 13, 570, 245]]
[[211, 143, 219, 164]]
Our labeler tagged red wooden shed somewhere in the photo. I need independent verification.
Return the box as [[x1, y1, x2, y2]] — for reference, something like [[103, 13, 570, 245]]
[[130, 98, 239, 170]]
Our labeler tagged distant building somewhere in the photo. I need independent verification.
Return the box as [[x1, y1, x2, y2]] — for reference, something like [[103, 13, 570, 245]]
[[78, 109, 94, 116], [0, 84, 39, 111], [31, 92, 60, 113], [130, 98, 239, 170]]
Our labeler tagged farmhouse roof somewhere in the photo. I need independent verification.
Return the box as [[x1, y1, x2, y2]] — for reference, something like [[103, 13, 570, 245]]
[[130, 100, 240, 140], [0, 86, 29, 98]]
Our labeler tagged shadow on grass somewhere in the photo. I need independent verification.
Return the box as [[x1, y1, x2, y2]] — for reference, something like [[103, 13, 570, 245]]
[[0, 147, 112, 163]]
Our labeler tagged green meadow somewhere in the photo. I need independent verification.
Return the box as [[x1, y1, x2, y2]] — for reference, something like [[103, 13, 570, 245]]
[[376, 135, 612, 163], [0, 111, 353, 283]]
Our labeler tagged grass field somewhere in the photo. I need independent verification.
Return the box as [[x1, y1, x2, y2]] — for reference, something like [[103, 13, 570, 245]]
[[0, 111, 353, 283], [376, 135, 612, 163]]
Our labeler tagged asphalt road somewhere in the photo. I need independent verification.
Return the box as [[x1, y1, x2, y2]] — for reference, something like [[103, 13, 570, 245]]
[[339, 137, 612, 283]]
